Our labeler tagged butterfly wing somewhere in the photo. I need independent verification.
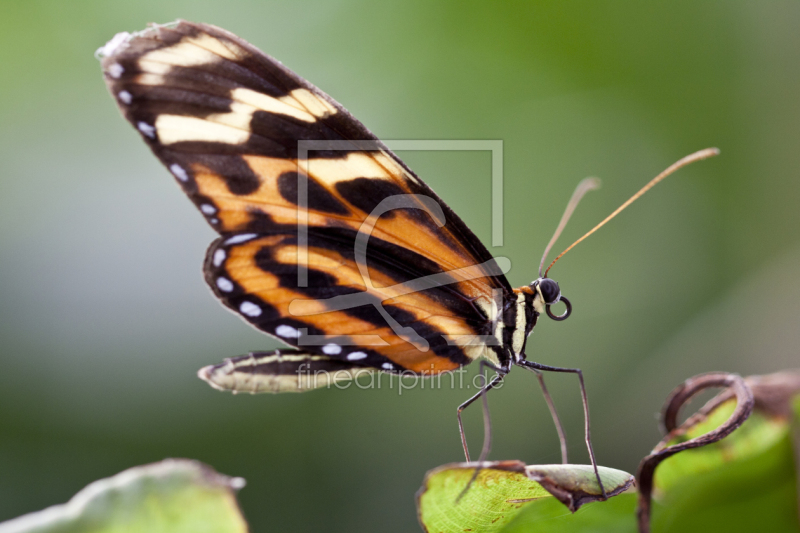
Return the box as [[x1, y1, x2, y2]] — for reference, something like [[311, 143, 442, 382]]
[[198, 349, 377, 394], [205, 228, 507, 375], [99, 21, 511, 376]]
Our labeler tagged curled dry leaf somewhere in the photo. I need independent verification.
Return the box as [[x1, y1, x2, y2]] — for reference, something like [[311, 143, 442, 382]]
[[635, 372, 755, 533]]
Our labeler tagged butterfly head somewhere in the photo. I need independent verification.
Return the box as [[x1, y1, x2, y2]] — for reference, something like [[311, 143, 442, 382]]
[[531, 278, 572, 322]]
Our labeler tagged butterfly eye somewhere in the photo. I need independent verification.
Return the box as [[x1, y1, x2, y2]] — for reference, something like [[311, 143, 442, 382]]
[[537, 278, 561, 305]]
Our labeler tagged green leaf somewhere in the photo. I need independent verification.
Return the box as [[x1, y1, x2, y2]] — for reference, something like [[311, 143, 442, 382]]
[[0, 459, 248, 533], [416, 460, 634, 533]]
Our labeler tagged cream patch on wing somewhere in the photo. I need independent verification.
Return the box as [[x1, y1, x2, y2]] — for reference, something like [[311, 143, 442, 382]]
[[137, 60, 172, 75], [228, 88, 337, 124], [305, 153, 395, 185], [155, 96, 304, 145], [155, 114, 250, 144], [207, 102, 257, 131], [153, 91, 337, 145], [133, 60, 172, 86], [377, 149, 419, 185], [285, 88, 337, 118], [446, 337, 495, 365], [183, 34, 240, 60], [138, 34, 236, 68], [232, 88, 318, 123]]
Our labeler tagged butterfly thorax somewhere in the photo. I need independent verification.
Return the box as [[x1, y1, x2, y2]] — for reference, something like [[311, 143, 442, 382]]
[[488, 285, 545, 367]]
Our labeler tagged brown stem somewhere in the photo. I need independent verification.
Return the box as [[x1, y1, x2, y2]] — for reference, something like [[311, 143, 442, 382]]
[[635, 372, 754, 533]]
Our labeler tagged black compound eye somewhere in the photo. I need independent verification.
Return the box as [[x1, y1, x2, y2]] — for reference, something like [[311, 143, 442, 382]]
[[538, 278, 561, 304]]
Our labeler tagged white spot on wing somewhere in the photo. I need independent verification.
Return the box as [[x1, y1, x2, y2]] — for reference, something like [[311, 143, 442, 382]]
[[382, 363, 394, 370], [224, 233, 257, 245], [137, 122, 155, 138], [216, 277, 234, 292], [322, 344, 342, 355], [276, 325, 300, 338], [169, 163, 188, 182], [107, 63, 124, 79], [240, 301, 262, 317], [200, 203, 216, 215], [347, 352, 367, 361], [212, 249, 226, 267], [118, 90, 132, 104]]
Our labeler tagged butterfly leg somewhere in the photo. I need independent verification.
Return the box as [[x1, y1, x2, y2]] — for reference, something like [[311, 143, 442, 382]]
[[456, 361, 509, 462], [517, 360, 607, 499], [531, 369, 569, 464], [455, 361, 509, 502]]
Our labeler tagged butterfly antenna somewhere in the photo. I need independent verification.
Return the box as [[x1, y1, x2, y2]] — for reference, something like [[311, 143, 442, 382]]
[[544, 147, 720, 278], [539, 177, 602, 278]]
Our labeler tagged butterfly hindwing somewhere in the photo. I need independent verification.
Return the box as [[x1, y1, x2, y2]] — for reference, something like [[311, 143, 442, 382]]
[[205, 230, 503, 374], [198, 349, 378, 394]]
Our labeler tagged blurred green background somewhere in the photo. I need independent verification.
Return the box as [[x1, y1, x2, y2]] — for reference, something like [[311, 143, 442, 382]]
[[1, 1, 799, 531]]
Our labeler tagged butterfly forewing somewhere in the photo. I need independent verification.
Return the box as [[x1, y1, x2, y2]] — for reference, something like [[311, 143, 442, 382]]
[[100, 20, 511, 374]]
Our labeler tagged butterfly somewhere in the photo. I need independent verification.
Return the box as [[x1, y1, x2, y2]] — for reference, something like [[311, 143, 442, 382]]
[[98, 19, 717, 494]]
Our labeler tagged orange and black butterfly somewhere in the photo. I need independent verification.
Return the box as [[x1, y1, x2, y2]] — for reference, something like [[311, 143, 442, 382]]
[[98, 20, 717, 491]]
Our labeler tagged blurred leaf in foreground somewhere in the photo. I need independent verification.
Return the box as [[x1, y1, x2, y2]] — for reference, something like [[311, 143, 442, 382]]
[[416, 460, 634, 533], [0, 459, 248, 533]]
